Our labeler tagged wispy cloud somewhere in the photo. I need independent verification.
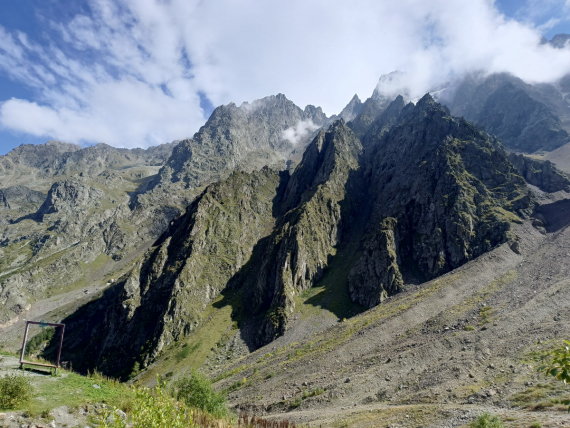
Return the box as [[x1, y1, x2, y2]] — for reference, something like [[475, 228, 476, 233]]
[[0, 0, 570, 148], [281, 120, 320, 146]]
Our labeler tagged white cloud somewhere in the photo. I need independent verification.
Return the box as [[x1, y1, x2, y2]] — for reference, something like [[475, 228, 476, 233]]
[[281, 120, 320, 146], [0, 0, 570, 148]]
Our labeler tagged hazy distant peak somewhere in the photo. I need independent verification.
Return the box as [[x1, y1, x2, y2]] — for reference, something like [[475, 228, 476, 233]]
[[338, 93, 363, 122], [541, 33, 570, 49], [372, 71, 411, 106]]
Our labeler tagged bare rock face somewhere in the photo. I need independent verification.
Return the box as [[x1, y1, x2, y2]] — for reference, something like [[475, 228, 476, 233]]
[[38, 179, 105, 217], [348, 217, 402, 308], [338, 94, 363, 122], [149, 94, 328, 194], [447, 73, 570, 153], [508, 153, 570, 193], [0, 186, 45, 210]]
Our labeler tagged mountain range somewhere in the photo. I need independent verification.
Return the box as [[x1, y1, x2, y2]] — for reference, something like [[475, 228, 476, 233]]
[[2, 45, 570, 426]]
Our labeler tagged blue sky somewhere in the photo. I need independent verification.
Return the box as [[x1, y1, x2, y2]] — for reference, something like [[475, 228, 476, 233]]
[[1, 0, 570, 156]]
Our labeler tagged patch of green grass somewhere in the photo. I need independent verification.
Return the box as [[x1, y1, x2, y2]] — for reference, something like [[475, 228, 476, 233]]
[[479, 306, 494, 325], [302, 387, 324, 399], [470, 412, 505, 428], [289, 396, 302, 408], [465, 325, 475, 331], [510, 382, 570, 411], [212, 364, 249, 383], [175, 341, 201, 363], [98, 379, 194, 428], [20, 370, 132, 416]]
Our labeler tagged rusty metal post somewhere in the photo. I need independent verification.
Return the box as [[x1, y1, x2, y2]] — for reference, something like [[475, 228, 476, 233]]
[[19, 322, 31, 370], [54, 324, 65, 374]]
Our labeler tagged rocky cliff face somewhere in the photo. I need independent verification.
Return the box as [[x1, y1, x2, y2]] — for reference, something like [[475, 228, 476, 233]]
[[337, 95, 363, 122], [148, 94, 327, 196], [38, 179, 105, 218], [348, 95, 533, 307], [508, 153, 570, 193], [0, 186, 45, 212]]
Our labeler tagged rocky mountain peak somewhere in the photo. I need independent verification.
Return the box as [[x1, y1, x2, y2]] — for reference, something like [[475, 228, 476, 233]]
[[338, 94, 363, 122], [548, 33, 570, 49], [347, 96, 533, 307], [372, 70, 410, 107]]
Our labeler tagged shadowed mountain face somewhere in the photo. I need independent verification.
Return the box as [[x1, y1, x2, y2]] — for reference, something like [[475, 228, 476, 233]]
[[53, 95, 536, 377], [446, 73, 570, 153], [349, 95, 532, 307]]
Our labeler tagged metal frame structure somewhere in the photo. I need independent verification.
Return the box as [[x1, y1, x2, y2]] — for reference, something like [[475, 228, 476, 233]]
[[19, 321, 65, 373]]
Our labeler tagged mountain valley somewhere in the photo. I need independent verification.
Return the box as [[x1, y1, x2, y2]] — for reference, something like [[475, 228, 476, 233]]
[[2, 65, 570, 427]]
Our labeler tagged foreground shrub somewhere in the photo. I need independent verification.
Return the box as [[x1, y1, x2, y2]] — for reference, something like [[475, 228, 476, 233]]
[[470, 413, 505, 428], [100, 380, 193, 428], [174, 369, 226, 418], [0, 373, 33, 409]]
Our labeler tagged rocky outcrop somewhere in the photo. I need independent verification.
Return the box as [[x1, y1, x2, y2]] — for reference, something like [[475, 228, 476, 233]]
[[477, 83, 569, 152], [348, 97, 385, 139], [37, 179, 104, 217], [349, 94, 533, 306], [0, 185, 45, 210], [361, 95, 406, 147], [338, 95, 363, 122], [150, 94, 328, 193], [348, 217, 402, 308], [508, 153, 570, 193]]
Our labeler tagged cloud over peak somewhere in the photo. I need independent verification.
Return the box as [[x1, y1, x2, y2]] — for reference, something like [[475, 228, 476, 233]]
[[0, 0, 569, 149]]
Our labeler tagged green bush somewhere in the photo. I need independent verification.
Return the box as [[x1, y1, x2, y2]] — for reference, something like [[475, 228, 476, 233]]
[[470, 413, 505, 428], [0, 373, 34, 409], [100, 380, 193, 428], [289, 396, 302, 408], [530, 422, 542, 428], [465, 325, 475, 331], [174, 370, 226, 418]]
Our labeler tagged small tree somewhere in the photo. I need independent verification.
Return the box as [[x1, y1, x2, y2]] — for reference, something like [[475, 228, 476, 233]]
[[174, 369, 226, 418], [539, 340, 570, 412]]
